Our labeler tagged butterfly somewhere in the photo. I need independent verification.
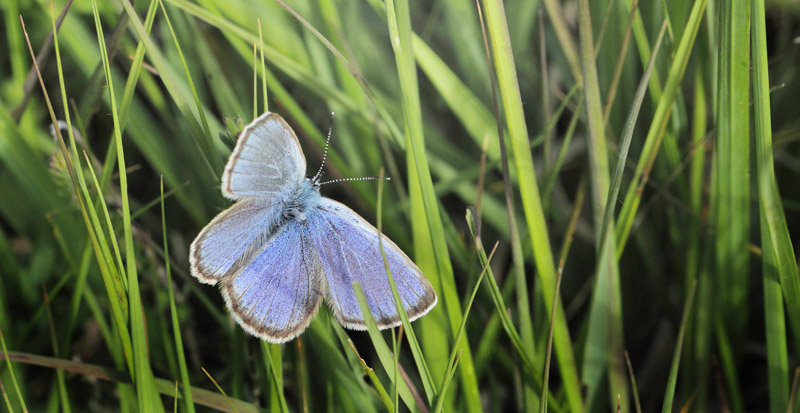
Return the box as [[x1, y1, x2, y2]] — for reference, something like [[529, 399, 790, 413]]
[[190, 112, 437, 343]]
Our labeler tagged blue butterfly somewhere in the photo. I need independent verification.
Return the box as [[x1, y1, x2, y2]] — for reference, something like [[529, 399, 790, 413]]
[[190, 112, 437, 343]]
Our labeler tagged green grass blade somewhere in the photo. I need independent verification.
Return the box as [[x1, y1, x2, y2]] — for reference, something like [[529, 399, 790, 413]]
[[478, 1, 583, 410], [160, 178, 195, 413], [201, 367, 239, 413], [615, 0, 707, 254], [43, 289, 70, 413], [376, 172, 435, 403], [117, 0, 221, 179], [30, 9, 135, 377], [541, 178, 586, 413], [0, 328, 27, 412], [752, 0, 797, 409], [89, 0, 164, 409], [598, 21, 668, 258], [434, 242, 498, 413], [353, 283, 423, 412], [661, 282, 697, 412], [346, 340, 394, 411], [384, 0, 481, 409], [713, 0, 750, 342]]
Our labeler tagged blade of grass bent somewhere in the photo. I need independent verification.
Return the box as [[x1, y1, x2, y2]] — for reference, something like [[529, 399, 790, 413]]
[[0, 351, 260, 412]]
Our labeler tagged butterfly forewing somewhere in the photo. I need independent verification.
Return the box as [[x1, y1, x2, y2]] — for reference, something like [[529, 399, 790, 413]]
[[190, 198, 283, 284], [309, 198, 437, 330], [222, 220, 325, 343], [221, 112, 306, 201]]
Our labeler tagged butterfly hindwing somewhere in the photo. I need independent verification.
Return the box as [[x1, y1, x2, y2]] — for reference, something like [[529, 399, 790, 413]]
[[221, 220, 325, 343], [308, 198, 437, 329], [222, 112, 306, 201], [190, 198, 283, 284]]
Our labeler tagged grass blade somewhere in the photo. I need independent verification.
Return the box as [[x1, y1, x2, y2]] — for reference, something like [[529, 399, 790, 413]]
[[353, 283, 425, 412], [576, 0, 627, 407], [161, 177, 195, 413], [89, 0, 164, 409], [478, 0, 583, 410], [713, 0, 751, 343], [662, 282, 697, 412], [751, 0, 797, 409], [384, 0, 481, 409], [615, 0, 707, 254]]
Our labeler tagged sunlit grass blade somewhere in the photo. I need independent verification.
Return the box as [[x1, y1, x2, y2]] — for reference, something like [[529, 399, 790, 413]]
[[478, 0, 582, 410], [117, 0, 220, 178], [384, 0, 481, 409], [476, 2, 535, 407], [157, 0, 215, 154]]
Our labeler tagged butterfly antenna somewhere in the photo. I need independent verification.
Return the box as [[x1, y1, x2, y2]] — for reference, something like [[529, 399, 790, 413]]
[[312, 112, 335, 183], [318, 176, 391, 186]]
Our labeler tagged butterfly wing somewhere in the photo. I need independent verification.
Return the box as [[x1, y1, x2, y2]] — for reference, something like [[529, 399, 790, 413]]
[[221, 220, 325, 343], [308, 198, 437, 329], [190, 198, 283, 284], [222, 112, 306, 201]]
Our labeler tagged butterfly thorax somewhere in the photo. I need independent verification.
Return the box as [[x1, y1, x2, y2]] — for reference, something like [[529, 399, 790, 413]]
[[280, 178, 320, 223]]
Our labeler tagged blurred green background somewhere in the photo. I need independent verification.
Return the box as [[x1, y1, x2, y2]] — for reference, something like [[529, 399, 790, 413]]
[[1, 0, 800, 411]]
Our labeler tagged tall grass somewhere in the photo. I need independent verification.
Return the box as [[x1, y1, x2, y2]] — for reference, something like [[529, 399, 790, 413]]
[[1, 0, 799, 411]]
